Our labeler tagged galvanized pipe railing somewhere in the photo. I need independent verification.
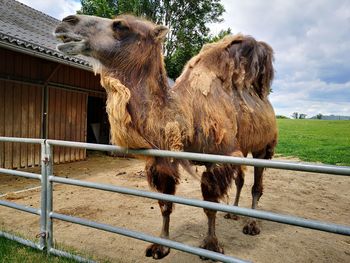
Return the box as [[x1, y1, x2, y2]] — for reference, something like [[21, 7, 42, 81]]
[[45, 139, 350, 263], [1, 137, 350, 263], [49, 176, 350, 236], [0, 199, 41, 215], [0, 168, 41, 180], [0, 137, 45, 249], [46, 139, 350, 176], [51, 212, 249, 263], [0, 231, 42, 250]]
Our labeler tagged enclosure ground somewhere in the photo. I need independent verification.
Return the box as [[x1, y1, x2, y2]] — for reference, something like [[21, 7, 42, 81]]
[[0, 153, 349, 263]]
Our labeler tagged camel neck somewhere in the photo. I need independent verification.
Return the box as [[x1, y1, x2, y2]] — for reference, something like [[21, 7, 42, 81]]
[[107, 55, 170, 105]]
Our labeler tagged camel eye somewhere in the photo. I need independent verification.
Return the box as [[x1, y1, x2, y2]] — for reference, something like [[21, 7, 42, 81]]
[[112, 20, 129, 31]]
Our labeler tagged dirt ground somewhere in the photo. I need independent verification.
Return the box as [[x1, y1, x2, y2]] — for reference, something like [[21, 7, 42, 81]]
[[0, 152, 349, 263]]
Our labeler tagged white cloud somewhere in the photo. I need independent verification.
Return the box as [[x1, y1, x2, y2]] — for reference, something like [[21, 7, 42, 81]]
[[211, 0, 350, 117], [16, 0, 350, 117], [17, 0, 81, 20]]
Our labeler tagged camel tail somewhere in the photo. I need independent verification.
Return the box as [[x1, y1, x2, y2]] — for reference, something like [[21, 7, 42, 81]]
[[178, 160, 201, 181]]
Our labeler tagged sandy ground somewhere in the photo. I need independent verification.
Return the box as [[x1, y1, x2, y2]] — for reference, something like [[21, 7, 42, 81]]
[[0, 152, 349, 263]]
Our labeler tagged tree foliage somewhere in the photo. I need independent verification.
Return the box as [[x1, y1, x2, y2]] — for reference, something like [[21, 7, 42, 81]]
[[78, 0, 226, 79], [78, 0, 117, 18], [207, 28, 232, 43]]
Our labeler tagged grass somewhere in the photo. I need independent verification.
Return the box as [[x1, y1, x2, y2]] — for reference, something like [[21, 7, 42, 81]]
[[276, 119, 350, 166], [0, 236, 78, 263]]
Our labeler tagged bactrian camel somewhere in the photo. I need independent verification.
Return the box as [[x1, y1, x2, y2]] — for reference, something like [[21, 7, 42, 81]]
[[55, 14, 277, 259]]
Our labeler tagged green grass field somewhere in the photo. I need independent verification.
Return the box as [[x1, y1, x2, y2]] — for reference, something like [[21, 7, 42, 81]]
[[276, 119, 350, 166], [0, 237, 77, 263]]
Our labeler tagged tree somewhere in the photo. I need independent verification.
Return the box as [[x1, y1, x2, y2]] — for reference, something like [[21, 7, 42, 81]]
[[299, 113, 307, 119], [292, 112, 299, 119], [276, 115, 289, 119], [78, 0, 117, 18], [316, 113, 323, 120], [78, 0, 225, 79], [207, 28, 232, 43]]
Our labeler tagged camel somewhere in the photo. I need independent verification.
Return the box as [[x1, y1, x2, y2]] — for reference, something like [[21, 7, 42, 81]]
[[55, 14, 277, 259]]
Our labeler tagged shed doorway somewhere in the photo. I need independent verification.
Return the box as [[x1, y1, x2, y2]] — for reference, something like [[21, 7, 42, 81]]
[[87, 96, 109, 144]]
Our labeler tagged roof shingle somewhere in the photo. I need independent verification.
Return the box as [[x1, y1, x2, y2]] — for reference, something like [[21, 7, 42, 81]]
[[0, 0, 90, 68]]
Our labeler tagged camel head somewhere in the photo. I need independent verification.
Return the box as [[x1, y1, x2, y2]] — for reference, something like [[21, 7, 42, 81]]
[[54, 14, 168, 74]]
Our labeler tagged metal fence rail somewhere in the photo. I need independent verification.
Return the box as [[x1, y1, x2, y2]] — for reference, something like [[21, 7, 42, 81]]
[[50, 176, 350, 235], [0, 136, 350, 263], [0, 137, 46, 250], [51, 212, 248, 263], [47, 139, 350, 176]]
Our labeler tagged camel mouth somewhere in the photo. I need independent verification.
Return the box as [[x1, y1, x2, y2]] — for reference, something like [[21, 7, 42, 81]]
[[55, 33, 88, 56], [55, 33, 83, 43]]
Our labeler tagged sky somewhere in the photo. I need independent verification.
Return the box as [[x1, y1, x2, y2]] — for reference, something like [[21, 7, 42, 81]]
[[17, 0, 350, 118]]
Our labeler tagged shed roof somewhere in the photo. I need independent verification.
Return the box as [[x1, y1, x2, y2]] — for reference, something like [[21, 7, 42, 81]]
[[0, 0, 91, 70]]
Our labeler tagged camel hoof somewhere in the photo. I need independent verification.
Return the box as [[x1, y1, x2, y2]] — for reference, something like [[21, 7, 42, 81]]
[[199, 237, 224, 260], [145, 243, 170, 259], [224, 213, 239, 220], [243, 220, 260, 235]]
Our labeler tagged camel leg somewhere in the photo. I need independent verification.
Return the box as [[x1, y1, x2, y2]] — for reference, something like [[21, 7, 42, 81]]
[[145, 158, 179, 259], [243, 145, 274, 235], [224, 167, 245, 220], [200, 164, 236, 257], [224, 150, 246, 220]]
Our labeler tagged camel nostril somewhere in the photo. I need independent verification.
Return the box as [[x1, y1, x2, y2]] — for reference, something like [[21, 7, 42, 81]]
[[62, 15, 79, 25]]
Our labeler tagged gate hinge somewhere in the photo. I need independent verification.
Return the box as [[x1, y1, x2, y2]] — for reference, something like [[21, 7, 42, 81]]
[[42, 155, 50, 165], [36, 232, 47, 239]]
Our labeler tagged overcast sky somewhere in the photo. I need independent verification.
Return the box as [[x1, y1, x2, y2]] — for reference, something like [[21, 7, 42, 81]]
[[17, 0, 350, 118]]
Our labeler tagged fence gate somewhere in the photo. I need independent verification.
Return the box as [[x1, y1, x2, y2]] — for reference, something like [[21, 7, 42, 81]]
[[0, 136, 350, 263]]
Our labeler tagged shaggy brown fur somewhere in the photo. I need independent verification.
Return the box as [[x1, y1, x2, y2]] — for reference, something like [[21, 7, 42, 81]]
[[55, 14, 278, 259]]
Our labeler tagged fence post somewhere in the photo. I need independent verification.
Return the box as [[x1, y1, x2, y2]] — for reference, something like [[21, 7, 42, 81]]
[[45, 142, 54, 253], [39, 141, 47, 249]]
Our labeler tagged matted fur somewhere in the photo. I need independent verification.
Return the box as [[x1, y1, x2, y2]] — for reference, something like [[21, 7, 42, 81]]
[[101, 73, 151, 149], [55, 14, 278, 258]]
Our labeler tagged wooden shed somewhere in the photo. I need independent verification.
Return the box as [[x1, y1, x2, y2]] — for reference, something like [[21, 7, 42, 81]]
[[0, 0, 109, 169]]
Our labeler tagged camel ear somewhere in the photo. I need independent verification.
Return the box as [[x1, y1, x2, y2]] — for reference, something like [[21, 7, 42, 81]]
[[152, 25, 168, 41]]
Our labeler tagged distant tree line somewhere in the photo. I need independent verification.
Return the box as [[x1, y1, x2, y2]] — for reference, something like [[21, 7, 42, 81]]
[[292, 112, 307, 119], [277, 113, 350, 120], [78, 0, 230, 79]]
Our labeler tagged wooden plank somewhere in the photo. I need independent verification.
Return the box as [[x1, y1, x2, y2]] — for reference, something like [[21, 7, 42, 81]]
[[0, 49, 5, 73], [0, 81, 5, 168], [28, 85, 36, 166], [16, 52, 25, 168], [79, 93, 85, 159], [65, 90, 72, 162], [34, 86, 42, 166], [3, 50, 15, 168], [71, 91, 77, 161], [60, 89, 66, 163], [27, 55, 39, 167], [3, 49, 13, 75], [12, 84, 22, 168], [79, 93, 83, 159], [52, 87, 60, 164], [83, 94, 87, 159], [20, 84, 29, 168], [75, 93, 82, 160], [4, 82, 13, 168], [47, 87, 54, 162]]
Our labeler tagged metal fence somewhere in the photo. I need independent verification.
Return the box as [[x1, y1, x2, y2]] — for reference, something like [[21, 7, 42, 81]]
[[0, 136, 350, 263]]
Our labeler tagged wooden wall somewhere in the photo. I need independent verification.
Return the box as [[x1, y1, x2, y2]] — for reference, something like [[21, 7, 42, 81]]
[[0, 47, 106, 169], [0, 81, 42, 168], [47, 87, 87, 164]]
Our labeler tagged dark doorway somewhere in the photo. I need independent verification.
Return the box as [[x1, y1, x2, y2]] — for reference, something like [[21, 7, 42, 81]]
[[87, 96, 109, 144]]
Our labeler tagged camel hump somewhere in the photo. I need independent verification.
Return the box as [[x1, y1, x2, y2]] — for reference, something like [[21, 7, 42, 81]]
[[225, 34, 274, 98], [176, 34, 274, 100]]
